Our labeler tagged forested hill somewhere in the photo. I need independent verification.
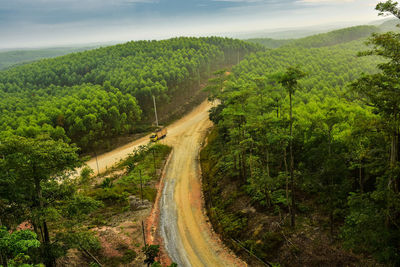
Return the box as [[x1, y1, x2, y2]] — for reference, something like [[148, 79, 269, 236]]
[[379, 18, 400, 31], [0, 37, 261, 152], [201, 23, 399, 265], [285, 25, 378, 48], [247, 25, 379, 49], [0, 46, 97, 70], [244, 38, 293, 49]]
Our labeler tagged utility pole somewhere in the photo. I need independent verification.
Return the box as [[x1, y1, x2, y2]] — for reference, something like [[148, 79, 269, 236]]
[[95, 151, 100, 174], [139, 169, 143, 204], [152, 95, 159, 127], [197, 68, 201, 88]]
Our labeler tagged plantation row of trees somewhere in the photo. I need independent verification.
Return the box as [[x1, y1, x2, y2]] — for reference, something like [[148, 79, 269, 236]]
[[203, 1, 400, 265], [0, 37, 261, 152]]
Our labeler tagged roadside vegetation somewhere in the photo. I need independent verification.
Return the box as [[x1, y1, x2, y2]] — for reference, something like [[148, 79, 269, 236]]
[[0, 139, 171, 266], [201, 1, 400, 266]]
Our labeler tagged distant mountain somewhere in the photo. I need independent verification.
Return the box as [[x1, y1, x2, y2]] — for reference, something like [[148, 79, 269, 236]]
[[248, 25, 379, 49], [286, 25, 379, 48], [379, 18, 400, 32], [0, 46, 98, 70], [232, 26, 343, 40]]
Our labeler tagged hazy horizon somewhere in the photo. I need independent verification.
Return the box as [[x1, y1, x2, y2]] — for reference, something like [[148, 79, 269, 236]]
[[0, 0, 387, 49]]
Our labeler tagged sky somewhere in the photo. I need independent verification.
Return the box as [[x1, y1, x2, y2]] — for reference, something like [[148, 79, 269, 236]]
[[0, 0, 385, 49]]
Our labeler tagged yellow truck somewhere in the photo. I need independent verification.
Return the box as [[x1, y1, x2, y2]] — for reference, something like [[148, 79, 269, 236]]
[[150, 127, 167, 142]]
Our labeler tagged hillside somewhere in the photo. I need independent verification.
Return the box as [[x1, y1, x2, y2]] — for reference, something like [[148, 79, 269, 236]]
[[0, 46, 97, 70], [379, 18, 400, 31], [0, 37, 262, 152], [285, 25, 379, 48], [247, 25, 379, 49], [248, 20, 400, 51], [245, 38, 292, 49], [201, 24, 391, 266]]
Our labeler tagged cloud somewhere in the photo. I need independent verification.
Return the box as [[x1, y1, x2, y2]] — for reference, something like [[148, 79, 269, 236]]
[[0, 0, 383, 49], [212, 0, 264, 2], [299, 0, 355, 2]]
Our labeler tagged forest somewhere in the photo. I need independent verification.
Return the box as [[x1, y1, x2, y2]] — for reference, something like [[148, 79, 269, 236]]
[[0, 37, 260, 266], [201, 2, 400, 266], [0, 37, 261, 153], [0, 47, 97, 70], [1, 0, 400, 266]]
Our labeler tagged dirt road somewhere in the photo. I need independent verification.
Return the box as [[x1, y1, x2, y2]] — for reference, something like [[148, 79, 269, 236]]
[[158, 101, 245, 267], [86, 101, 244, 267]]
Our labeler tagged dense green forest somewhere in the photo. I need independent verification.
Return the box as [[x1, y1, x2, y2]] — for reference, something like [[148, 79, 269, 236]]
[[202, 3, 400, 266], [0, 47, 98, 70], [245, 38, 292, 49], [0, 37, 261, 266], [1, 0, 400, 266], [0, 37, 261, 152]]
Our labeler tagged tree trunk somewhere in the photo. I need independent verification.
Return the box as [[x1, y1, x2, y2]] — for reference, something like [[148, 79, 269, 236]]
[[1, 252, 8, 267], [242, 151, 247, 181], [249, 150, 253, 179], [359, 161, 363, 194], [266, 148, 270, 178], [328, 129, 334, 238], [390, 128, 399, 193], [289, 92, 295, 228], [284, 147, 291, 221], [34, 175, 54, 267]]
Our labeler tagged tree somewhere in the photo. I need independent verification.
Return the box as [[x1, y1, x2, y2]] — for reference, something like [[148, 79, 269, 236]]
[[277, 66, 306, 228], [0, 135, 81, 267], [142, 245, 159, 267], [0, 227, 41, 267], [352, 1, 400, 192], [343, 1, 400, 263]]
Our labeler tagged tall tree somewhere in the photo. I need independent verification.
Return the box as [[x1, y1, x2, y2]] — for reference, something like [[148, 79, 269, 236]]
[[0, 135, 81, 267], [352, 1, 400, 192], [277, 66, 306, 228]]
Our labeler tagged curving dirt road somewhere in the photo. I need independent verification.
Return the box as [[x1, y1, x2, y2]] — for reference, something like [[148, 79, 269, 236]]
[[159, 101, 245, 267], [86, 101, 245, 267]]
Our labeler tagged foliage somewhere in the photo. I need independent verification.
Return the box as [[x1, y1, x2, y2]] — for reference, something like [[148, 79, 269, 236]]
[[342, 1, 400, 263], [0, 37, 262, 153], [0, 135, 103, 266], [286, 25, 379, 48], [0, 227, 41, 266], [90, 144, 171, 205], [202, 12, 400, 264], [0, 47, 94, 70], [142, 245, 159, 266], [246, 38, 292, 49], [100, 178, 113, 189], [79, 166, 94, 185]]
